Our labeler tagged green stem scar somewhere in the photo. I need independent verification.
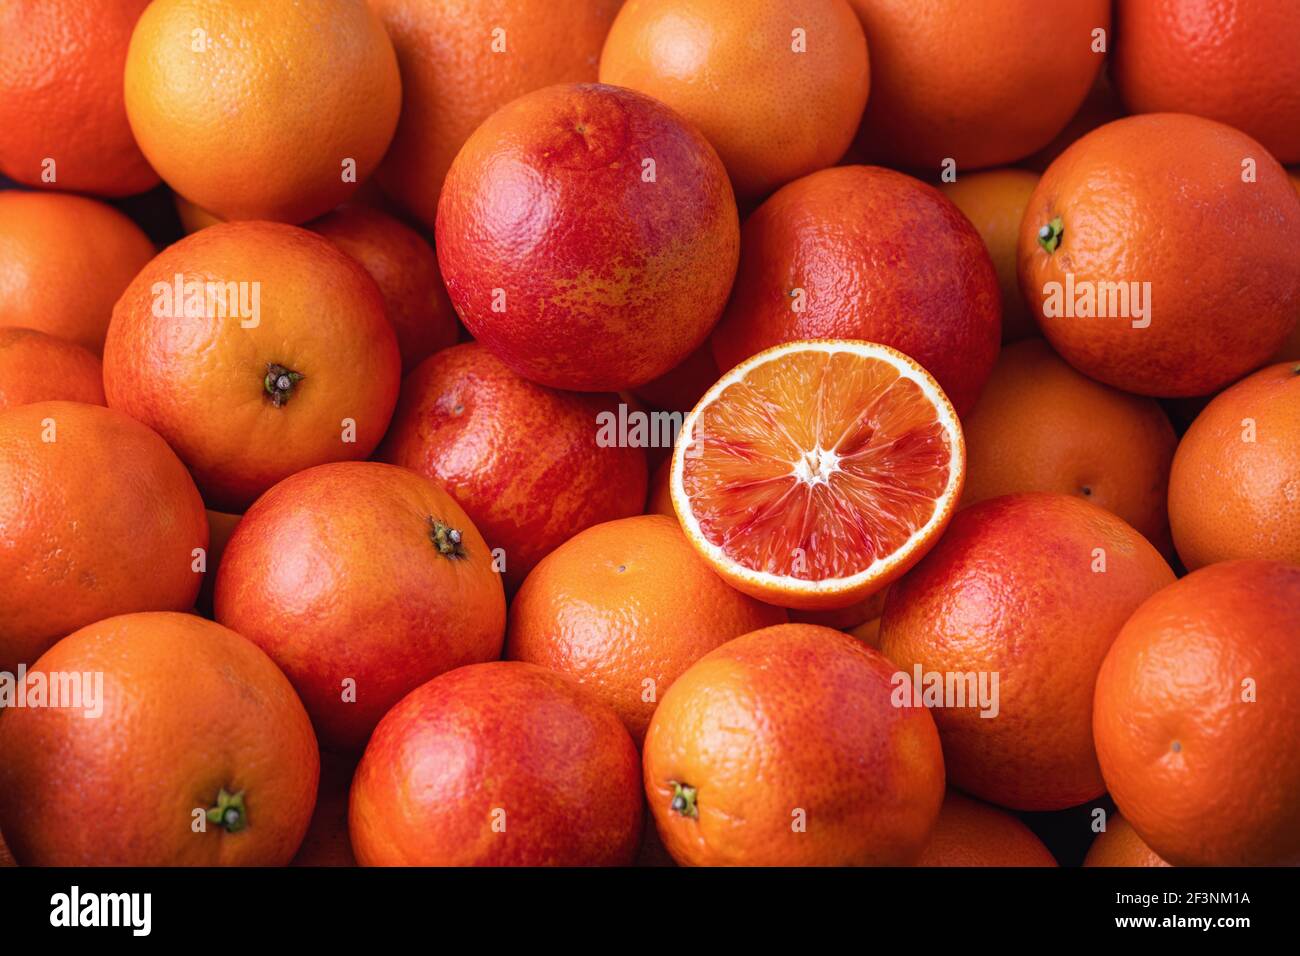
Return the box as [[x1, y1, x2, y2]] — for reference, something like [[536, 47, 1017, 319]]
[[207, 788, 247, 833], [1037, 217, 1064, 254], [429, 518, 467, 558], [669, 781, 698, 819], [264, 363, 304, 407]]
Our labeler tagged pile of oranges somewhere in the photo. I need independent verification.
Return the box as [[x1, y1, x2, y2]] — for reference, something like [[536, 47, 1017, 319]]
[[0, 0, 1297, 869]]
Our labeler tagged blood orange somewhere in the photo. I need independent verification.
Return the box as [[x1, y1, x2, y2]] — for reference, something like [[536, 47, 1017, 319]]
[[671, 340, 964, 610]]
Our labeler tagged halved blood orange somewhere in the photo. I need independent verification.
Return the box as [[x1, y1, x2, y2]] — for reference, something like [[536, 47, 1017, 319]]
[[671, 340, 965, 610]]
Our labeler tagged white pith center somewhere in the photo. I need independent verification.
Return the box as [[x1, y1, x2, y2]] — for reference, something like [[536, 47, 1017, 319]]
[[791, 445, 840, 487]]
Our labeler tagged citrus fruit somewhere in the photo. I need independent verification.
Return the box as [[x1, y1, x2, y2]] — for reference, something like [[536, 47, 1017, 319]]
[[1083, 814, 1171, 868], [0, 328, 105, 410], [377, 343, 648, 590], [916, 791, 1057, 867], [369, 0, 621, 229], [879, 493, 1175, 811], [436, 82, 739, 392], [0, 401, 207, 674], [848, 0, 1109, 169], [961, 339, 1177, 550], [123, 0, 401, 223], [506, 514, 787, 743], [1114, 0, 1300, 164], [939, 169, 1041, 342], [709, 165, 1000, 415], [102, 221, 401, 512], [0, 0, 158, 196], [599, 0, 870, 200], [0, 191, 154, 354], [309, 205, 459, 374], [1095, 559, 1300, 866], [0, 611, 318, 866], [1168, 362, 1300, 569], [350, 661, 642, 866], [1019, 113, 1300, 397], [214, 462, 506, 753], [643, 623, 945, 865], [290, 752, 357, 867], [672, 339, 965, 611]]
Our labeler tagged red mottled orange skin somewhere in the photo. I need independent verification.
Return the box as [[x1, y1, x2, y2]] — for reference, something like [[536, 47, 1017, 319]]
[[350, 661, 643, 866], [214, 462, 506, 753], [880, 493, 1175, 811], [643, 623, 945, 866], [709, 165, 1000, 415], [916, 791, 1057, 866], [0, 612, 319, 866], [308, 204, 460, 373], [436, 82, 740, 392], [378, 343, 647, 590]]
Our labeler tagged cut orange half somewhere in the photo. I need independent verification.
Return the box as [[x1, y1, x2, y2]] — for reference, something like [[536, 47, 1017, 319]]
[[671, 339, 965, 610]]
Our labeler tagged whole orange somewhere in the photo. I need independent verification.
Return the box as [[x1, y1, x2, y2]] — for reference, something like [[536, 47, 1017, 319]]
[[1083, 814, 1171, 868], [0, 191, 154, 354], [0, 328, 105, 410], [215, 462, 506, 753], [369, 0, 621, 229], [0, 0, 158, 196], [377, 343, 647, 590], [879, 493, 1174, 811], [0, 402, 207, 673], [436, 82, 739, 392], [916, 791, 1057, 867], [351, 661, 642, 865], [1094, 560, 1300, 866], [709, 166, 1000, 415], [1169, 362, 1300, 569], [103, 221, 400, 512], [848, 0, 1109, 169], [599, 0, 869, 200], [1114, 0, 1300, 164], [643, 623, 945, 866], [1019, 113, 1300, 397], [0, 612, 318, 865], [309, 205, 459, 373], [961, 339, 1177, 549], [506, 515, 787, 743], [939, 169, 1041, 342], [124, 0, 401, 223]]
